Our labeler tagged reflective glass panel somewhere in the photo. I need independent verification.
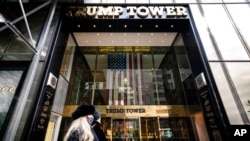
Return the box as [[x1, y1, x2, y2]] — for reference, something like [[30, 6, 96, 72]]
[[209, 62, 244, 124], [175, 0, 197, 3], [199, 0, 222, 2], [223, 0, 246, 2], [150, 0, 174, 3], [226, 62, 250, 122], [226, 4, 250, 51], [189, 4, 219, 60], [60, 34, 76, 81], [126, 0, 149, 3], [0, 70, 23, 130], [84, 0, 101, 3], [201, 4, 249, 60], [104, 0, 125, 3]]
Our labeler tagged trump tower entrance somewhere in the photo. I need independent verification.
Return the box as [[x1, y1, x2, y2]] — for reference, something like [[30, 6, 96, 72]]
[[58, 5, 224, 141]]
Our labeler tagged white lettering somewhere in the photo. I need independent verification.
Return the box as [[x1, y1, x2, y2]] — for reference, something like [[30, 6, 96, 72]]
[[137, 6, 149, 18], [87, 6, 97, 17], [113, 6, 123, 18], [149, 6, 164, 18], [175, 6, 188, 17], [127, 6, 136, 18], [68, 6, 188, 19], [97, 6, 113, 18], [234, 129, 247, 136], [165, 6, 176, 17]]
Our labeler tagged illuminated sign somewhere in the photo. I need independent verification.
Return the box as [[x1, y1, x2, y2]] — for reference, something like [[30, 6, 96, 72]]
[[66, 6, 188, 19]]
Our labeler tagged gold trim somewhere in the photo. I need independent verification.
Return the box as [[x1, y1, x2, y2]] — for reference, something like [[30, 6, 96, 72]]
[[63, 105, 200, 118]]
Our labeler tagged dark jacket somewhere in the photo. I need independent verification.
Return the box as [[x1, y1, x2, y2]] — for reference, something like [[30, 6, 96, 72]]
[[92, 121, 107, 141]]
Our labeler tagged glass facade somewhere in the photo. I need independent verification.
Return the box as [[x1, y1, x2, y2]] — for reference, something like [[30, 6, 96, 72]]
[[190, 3, 250, 125], [0, 0, 250, 141], [64, 45, 193, 106], [60, 32, 203, 140]]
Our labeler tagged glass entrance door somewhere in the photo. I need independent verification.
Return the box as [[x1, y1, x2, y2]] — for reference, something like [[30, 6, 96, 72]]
[[112, 118, 140, 141], [140, 117, 159, 141]]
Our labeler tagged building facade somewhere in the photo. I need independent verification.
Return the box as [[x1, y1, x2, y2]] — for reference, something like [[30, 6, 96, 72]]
[[0, 0, 250, 141]]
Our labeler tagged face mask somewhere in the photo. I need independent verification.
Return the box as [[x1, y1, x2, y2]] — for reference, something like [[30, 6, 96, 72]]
[[87, 115, 94, 124]]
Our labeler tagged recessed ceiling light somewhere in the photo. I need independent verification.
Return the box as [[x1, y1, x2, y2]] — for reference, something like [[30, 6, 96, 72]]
[[171, 25, 174, 28], [98, 40, 101, 43], [124, 25, 127, 28], [124, 33, 127, 36], [109, 25, 112, 28], [77, 25, 80, 28], [93, 25, 96, 28], [137, 33, 140, 36], [155, 25, 158, 28], [85, 40, 88, 43], [97, 33, 100, 36], [140, 25, 143, 28]]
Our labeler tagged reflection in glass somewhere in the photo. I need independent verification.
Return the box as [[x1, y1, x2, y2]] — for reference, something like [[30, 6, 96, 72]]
[[226, 62, 250, 122], [209, 62, 244, 124], [201, 4, 249, 60], [0, 71, 23, 131], [189, 4, 219, 60], [226, 4, 250, 51], [60, 34, 76, 81]]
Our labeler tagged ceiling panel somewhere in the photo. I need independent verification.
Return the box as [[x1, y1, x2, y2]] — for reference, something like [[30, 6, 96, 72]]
[[73, 32, 177, 47]]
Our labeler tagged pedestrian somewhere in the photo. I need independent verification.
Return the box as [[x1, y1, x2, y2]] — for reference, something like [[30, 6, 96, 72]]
[[64, 104, 107, 141], [63, 116, 96, 141]]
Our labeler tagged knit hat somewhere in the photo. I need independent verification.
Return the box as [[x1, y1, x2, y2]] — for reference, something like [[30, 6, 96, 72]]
[[72, 105, 95, 120]]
